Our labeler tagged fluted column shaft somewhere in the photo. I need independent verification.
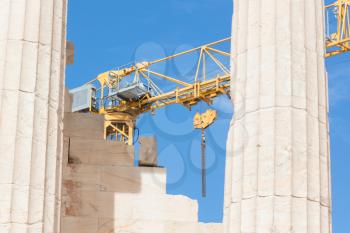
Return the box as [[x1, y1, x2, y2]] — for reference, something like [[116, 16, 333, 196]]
[[224, 0, 332, 232], [0, 0, 67, 232]]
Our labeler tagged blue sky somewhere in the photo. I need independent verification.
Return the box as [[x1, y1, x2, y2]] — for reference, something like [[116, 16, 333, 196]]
[[66, 0, 350, 229]]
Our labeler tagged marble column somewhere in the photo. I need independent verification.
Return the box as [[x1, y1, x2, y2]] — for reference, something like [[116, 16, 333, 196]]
[[224, 0, 332, 232], [0, 0, 67, 232]]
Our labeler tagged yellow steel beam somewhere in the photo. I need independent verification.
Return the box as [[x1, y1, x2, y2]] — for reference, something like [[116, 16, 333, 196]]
[[88, 1, 350, 143], [105, 75, 230, 115], [206, 47, 231, 57], [149, 37, 231, 65], [204, 49, 230, 74], [108, 123, 129, 139], [194, 49, 204, 82], [326, 0, 350, 57], [147, 70, 191, 87]]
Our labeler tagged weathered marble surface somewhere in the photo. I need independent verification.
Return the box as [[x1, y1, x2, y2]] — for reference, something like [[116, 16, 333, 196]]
[[223, 0, 332, 232], [61, 113, 222, 233], [63, 112, 105, 140], [139, 136, 158, 167], [61, 218, 222, 233], [68, 137, 134, 166], [0, 0, 67, 232]]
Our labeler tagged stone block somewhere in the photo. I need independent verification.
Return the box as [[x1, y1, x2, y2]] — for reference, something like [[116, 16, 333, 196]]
[[241, 198, 256, 232], [99, 166, 166, 194], [198, 223, 223, 233], [63, 164, 166, 194], [63, 113, 104, 140], [0, 223, 10, 233], [96, 220, 223, 233], [292, 197, 308, 232], [274, 196, 292, 232], [62, 165, 99, 192], [97, 219, 202, 233], [96, 218, 165, 233], [62, 189, 98, 217], [96, 192, 198, 222], [69, 137, 134, 166], [0, 184, 12, 223], [138, 136, 158, 167], [61, 217, 98, 233]]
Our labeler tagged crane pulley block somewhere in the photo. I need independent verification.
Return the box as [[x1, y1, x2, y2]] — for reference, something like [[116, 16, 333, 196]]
[[193, 109, 217, 129]]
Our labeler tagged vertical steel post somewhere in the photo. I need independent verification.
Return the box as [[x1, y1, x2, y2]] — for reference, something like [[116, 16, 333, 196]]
[[201, 128, 206, 197]]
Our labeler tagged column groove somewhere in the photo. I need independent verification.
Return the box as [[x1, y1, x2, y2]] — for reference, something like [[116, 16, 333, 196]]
[[0, 0, 67, 232], [224, 0, 332, 232]]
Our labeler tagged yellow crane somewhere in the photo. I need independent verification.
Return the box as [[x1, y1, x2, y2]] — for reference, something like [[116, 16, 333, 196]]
[[71, 0, 349, 147], [83, 38, 231, 145], [67, 0, 350, 197], [325, 0, 350, 57]]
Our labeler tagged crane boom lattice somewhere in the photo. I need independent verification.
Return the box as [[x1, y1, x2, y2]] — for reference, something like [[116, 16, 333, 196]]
[[71, 0, 350, 145], [86, 38, 231, 145]]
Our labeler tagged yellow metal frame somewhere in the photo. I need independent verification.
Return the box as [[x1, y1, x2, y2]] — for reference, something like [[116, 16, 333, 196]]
[[83, 0, 350, 145], [87, 38, 231, 144], [105, 75, 230, 115], [326, 0, 350, 57], [103, 113, 136, 145]]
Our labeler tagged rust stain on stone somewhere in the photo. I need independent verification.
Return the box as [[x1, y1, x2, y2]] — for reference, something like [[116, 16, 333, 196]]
[[68, 155, 82, 164], [63, 180, 81, 216]]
